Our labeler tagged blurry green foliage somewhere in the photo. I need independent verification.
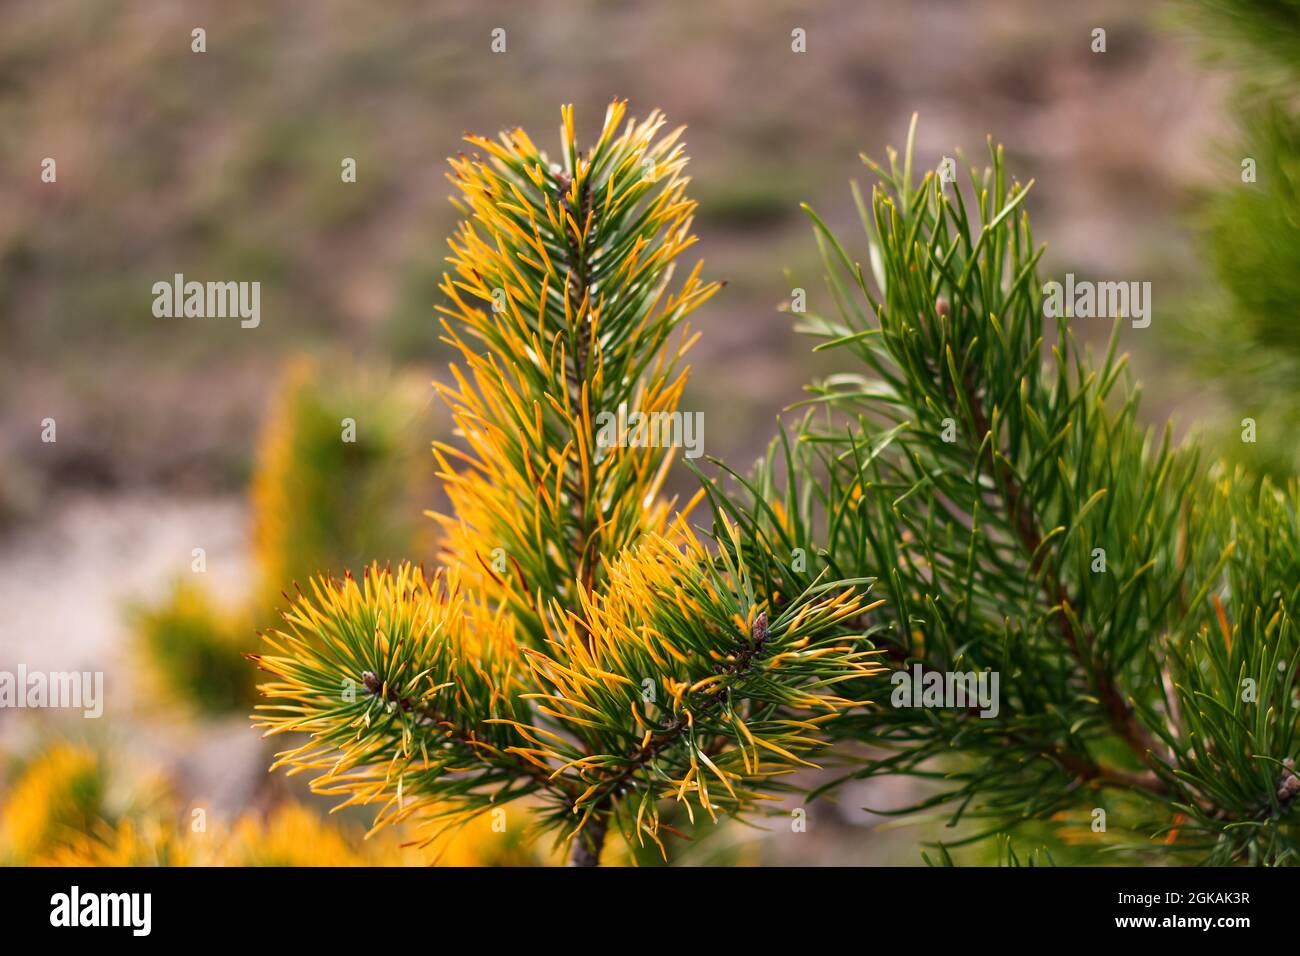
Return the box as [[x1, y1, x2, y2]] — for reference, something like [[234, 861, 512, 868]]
[[133, 357, 430, 715], [1182, 0, 1300, 77], [696, 164, 804, 228], [249, 357, 427, 603], [1179, 104, 1300, 477], [130, 579, 257, 715], [1174, 1, 1300, 478]]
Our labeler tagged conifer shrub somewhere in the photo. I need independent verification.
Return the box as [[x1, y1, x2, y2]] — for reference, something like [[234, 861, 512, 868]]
[[251, 103, 1300, 866]]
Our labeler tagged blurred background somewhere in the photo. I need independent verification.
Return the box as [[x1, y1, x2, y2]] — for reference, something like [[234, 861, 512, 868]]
[[0, 0, 1294, 864]]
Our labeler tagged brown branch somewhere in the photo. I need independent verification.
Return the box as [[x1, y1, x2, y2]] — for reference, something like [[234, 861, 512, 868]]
[[570, 613, 772, 846], [567, 811, 608, 867], [556, 169, 598, 597], [871, 633, 1167, 796], [361, 671, 574, 799], [1035, 741, 1167, 797], [955, 375, 1168, 790]]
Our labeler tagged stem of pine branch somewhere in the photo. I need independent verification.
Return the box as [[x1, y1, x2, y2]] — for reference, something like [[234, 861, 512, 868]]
[[557, 168, 598, 597], [362, 671, 574, 799], [568, 811, 608, 866], [1035, 741, 1167, 796], [871, 635, 1168, 796], [957, 375, 1169, 792], [582, 613, 771, 809]]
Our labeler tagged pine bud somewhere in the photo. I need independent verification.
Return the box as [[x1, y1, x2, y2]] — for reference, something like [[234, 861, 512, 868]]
[[1276, 758, 1298, 802]]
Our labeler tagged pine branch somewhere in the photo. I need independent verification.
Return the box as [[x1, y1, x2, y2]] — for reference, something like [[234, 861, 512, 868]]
[[956, 370, 1168, 782], [433, 100, 720, 641], [250, 102, 882, 865], [702, 117, 1300, 864], [511, 519, 882, 857]]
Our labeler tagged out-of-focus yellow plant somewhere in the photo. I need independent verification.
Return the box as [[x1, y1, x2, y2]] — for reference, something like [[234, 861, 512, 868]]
[[2, 741, 560, 866], [0, 744, 104, 864], [43, 818, 198, 867], [216, 804, 415, 866], [251, 358, 429, 605], [42, 803, 564, 867]]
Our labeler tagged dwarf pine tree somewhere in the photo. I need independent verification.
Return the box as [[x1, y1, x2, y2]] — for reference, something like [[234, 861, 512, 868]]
[[700, 119, 1300, 865], [249, 102, 880, 866]]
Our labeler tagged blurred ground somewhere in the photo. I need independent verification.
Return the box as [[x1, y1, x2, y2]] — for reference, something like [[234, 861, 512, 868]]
[[0, 0, 1234, 863]]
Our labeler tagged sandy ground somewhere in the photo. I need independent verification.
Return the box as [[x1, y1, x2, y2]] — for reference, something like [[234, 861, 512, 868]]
[[0, 492, 249, 674], [0, 493, 271, 815]]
